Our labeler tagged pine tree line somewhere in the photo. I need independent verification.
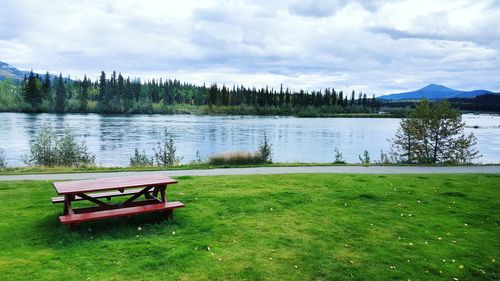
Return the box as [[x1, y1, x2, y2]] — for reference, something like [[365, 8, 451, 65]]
[[16, 70, 381, 114]]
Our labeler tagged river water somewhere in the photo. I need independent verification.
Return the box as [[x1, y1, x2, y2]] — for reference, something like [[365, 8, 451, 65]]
[[0, 112, 498, 166]]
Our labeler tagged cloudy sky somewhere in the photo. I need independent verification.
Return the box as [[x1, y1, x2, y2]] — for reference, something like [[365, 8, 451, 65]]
[[1, 0, 499, 95]]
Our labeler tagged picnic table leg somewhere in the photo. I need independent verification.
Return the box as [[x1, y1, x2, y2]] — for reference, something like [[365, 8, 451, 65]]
[[159, 185, 173, 220], [159, 186, 167, 203], [165, 209, 173, 221], [63, 195, 75, 216], [63, 195, 78, 229]]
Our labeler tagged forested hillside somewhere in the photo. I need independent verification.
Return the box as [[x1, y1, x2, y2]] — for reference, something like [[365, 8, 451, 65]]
[[0, 70, 380, 116]]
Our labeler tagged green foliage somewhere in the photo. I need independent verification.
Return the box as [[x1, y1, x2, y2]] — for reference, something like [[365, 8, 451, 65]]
[[0, 174, 498, 280], [25, 124, 95, 167], [129, 148, 153, 167], [194, 150, 203, 163], [79, 75, 89, 111], [153, 128, 180, 166], [0, 70, 382, 116], [391, 100, 480, 164], [359, 150, 370, 164], [0, 148, 6, 168], [257, 132, 272, 163], [0, 77, 27, 111], [379, 150, 391, 164], [23, 70, 43, 109], [333, 147, 346, 164], [25, 124, 58, 166], [208, 151, 268, 165], [56, 127, 95, 166]]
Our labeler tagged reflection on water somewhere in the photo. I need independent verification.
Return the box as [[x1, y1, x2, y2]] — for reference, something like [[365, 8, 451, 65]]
[[0, 112, 498, 167]]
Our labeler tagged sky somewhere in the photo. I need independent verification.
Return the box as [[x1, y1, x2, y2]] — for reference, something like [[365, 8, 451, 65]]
[[1, 0, 499, 95]]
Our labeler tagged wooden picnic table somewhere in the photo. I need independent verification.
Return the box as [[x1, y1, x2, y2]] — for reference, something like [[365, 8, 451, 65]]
[[52, 174, 184, 228]]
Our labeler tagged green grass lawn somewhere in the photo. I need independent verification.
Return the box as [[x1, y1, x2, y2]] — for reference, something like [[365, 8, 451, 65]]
[[0, 174, 498, 280]]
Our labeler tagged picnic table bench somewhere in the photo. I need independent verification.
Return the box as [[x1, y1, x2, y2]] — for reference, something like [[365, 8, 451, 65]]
[[52, 174, 184, 228]]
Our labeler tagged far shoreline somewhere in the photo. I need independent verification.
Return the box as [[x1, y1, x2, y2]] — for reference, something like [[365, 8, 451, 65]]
[[1, 109, 498, 118]]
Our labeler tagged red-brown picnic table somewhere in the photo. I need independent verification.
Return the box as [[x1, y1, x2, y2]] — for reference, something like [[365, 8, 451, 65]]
[[52, 174, 184, 227]]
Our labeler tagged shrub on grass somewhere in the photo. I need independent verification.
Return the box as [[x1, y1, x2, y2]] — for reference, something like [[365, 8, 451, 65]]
[[208, 151, 265, 165], [25, 124, 95, 167], [378, 150, 391, 164], [390, 100, 480, 164], [153, 128, 181, 166], [130, 148, 153, 167], [333, 147, 346, 164], [359, 150, 370, 165], [0, 148, 6, 169], [257, 132, 272, 163], [56, 127, 95, 166], [193, 150, 203, 163], [25, 125, 58, 166]]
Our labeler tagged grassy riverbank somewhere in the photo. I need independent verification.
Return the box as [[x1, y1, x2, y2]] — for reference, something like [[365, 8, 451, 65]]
[[0, 174, 498, 280], [0, 163, 333, 175], [1, 162, 500, 175]]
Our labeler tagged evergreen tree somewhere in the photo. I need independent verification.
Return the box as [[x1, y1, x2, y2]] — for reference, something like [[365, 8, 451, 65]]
[[98, 71, 108, 109], [54, 74, 66, 113], [124, 77, 133, 110], [109, 71, 118, 112], [332, 89, 337, 106], [23, 70, 42, 109], [80, 75, 89, 112], [208, 84, 218, 108], [117, 73, 125, 111], [42, 72, 51, 100], [221, 85, 229, 106]]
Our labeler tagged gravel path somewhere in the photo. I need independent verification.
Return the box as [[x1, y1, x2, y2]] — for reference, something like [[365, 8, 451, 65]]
[[0, 166, 499, 181]]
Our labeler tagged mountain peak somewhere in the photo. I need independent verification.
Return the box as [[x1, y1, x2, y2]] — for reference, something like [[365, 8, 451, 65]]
[[380, 84, 492, 100], [423, 83, 448, 89], [0, 61, 27, 81]]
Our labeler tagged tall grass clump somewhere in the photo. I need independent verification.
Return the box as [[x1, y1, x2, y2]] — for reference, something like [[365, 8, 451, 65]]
[[208, 151, 265, 165], [25, 124, 95, 167], [209, 133, 273, 165], [0, 148, 6, 169]]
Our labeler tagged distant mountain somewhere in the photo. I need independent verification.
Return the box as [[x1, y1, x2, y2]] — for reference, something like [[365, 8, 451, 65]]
[[0, 61, 65, 82], [380, 84, 493, 100], [0, 61, 28, 81]]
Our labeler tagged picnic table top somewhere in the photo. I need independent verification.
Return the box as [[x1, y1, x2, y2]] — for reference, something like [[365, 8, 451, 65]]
[[53, 174, 177, 195]]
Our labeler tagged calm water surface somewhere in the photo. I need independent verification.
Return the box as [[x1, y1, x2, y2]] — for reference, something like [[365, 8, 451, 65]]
[[0, 112, 498, 167]]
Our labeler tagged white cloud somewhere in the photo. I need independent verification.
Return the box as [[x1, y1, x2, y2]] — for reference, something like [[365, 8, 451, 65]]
[[0, 0, 498, 95]]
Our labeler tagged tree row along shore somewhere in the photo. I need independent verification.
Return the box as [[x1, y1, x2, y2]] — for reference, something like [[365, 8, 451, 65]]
[[1, 70, 380, 116]]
